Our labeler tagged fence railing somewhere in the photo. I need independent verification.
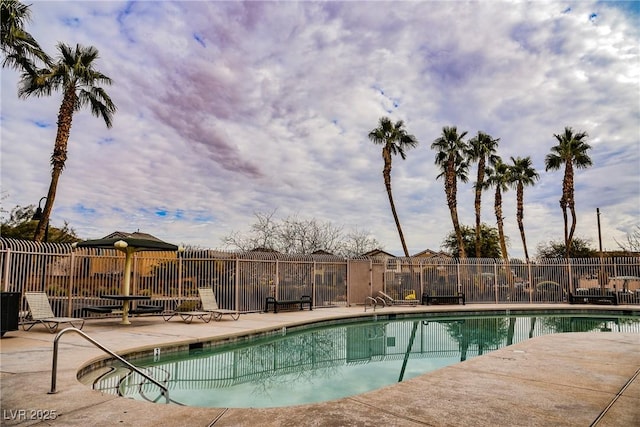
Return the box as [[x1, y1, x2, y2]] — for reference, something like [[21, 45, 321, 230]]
[[1, 238, 638, 318], [380, 256, 640, 305]]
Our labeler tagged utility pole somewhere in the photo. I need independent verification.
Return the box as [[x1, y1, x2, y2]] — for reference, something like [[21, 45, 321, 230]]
[[597, 208, 605, 292], [597, 208, 603, 255]]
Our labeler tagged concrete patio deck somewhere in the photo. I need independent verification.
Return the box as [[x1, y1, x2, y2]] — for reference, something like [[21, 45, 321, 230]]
[[1, 304, 638, 426]]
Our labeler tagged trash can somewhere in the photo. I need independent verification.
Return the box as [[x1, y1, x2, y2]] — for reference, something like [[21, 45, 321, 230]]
[[1, 292, 21, 337]]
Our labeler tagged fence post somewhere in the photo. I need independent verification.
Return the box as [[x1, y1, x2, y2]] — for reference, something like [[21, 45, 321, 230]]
[[2, 248, 10, 292], [346, 258, 350, 306], [132, 255, 138, 295], [527, 259, 533, 303], [419, 258, 424, 298], [234, 256, 240, 310], [493, 260, 499, 303], [177, 252, 183, 304], [275, 258, 279, 299], [39, 246, 47, 293], [67, 251, 75, 317], [312, 260, 317, 307]]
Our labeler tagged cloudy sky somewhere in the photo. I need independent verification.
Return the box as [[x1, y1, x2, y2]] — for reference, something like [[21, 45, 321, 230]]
[[1, 0, 639, 257]]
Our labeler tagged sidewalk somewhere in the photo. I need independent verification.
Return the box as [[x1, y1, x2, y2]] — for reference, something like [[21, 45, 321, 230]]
[[1, 304, 639, 426]]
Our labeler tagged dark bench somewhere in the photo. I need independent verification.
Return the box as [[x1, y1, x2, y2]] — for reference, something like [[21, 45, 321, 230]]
[[129, 305, 163, 315], [422, 293, 465, 305], [569, 293, 617, 305], [265, 296, 312, 313], [82, 305, 121, 315]]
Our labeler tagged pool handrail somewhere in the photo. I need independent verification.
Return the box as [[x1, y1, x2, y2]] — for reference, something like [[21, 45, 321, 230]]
[[49, 327, 169, 403]]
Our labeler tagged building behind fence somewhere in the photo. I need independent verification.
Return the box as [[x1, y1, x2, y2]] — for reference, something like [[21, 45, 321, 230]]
[[1, 238, 638, 318]]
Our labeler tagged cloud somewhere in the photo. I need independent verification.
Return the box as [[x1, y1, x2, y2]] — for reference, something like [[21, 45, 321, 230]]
[[1, 1, 638, 257]]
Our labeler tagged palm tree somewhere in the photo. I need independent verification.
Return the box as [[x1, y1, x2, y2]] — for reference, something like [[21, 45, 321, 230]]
[[465, 131, 500, 259], [485, 158, 510, 261], [544, 127, 592, 258], [18, 43, 116, 241], [1, 0, 50, 73], [509, 156, 539, 261], [368, 116, 419, 257], [485, 158, 512, 297], [432, 126, 469, 258]]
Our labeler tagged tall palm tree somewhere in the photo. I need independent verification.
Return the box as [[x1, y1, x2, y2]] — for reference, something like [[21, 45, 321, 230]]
[[368, 116, 419, 257], [465, 131, 500, 259], [484, 158, 511, 260], [1, 0, 50, 72], [432, 126, 469, 258], [485, 158, 512, 296], [544, 127, 592, 258], [509, 156, 539, 261], [18, 43, 116, 242]]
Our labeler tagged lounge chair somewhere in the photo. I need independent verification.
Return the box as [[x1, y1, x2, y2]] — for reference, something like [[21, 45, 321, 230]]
[[198, 288, 240, 321], [22, 292, 85, 333], [162, 299, 214, 323], [377, 291, 419, 306]]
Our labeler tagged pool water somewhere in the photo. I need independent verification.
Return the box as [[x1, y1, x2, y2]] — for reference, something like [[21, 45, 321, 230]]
[[89, 314, 640, 408]]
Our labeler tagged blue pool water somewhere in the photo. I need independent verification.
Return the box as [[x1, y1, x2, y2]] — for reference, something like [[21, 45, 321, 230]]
[[89, 313, 640, 408]]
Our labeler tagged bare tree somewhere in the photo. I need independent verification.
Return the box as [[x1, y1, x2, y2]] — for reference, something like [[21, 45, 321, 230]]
[[222, 212, 380, 256], [278, 216, 343, 254], [221, 211, 280, 251], [616, 226, 640, 253], [342, 228, 381, 258]]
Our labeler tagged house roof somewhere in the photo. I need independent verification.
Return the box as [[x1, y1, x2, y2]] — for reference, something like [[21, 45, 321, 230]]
[[362, 248, 397, 258], [248, 247, 280, 253], [362, 248, 452, 259], [102, 231, 164, 242], [412, 249, 452, 258], [311, 249, 334, 256]]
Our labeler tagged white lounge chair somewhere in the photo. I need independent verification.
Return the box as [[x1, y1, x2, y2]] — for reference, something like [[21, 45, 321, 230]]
[[162, 299, 214, 323], [198, 288, 240, 321], [377, 290, 419, 306], [163, 309, 214, 324], [23, 292, 85, 333]]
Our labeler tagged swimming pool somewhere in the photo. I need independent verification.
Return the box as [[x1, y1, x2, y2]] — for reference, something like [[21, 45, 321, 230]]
[[85, 312, 640, 408]]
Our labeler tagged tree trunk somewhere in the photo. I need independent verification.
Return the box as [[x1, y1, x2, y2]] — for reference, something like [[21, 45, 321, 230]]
[[474, 157, 485, 259], [561, 164, 572, 258], [446, 160, 466, 259], [34, 88, 75, 242], [495, 188, 508, 261], [516, 183, 529, 260], [495, 187, 512, 298], [383, 148, 410, 257], [566, 163, 577, 254], [387, 186, 409, 257]]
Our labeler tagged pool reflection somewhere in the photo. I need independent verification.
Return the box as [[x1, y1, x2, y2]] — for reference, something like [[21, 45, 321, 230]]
[[91, 315, 640, 408]]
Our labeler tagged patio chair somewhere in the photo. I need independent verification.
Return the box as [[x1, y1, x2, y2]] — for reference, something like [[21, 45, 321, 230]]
[[377, 291, 419, 307], [162, 300, 214, 324], [22, 292, 85, 333], [198, 288, 240, 321]]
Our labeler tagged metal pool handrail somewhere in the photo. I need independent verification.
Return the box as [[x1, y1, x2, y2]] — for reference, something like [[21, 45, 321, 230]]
[[49, 327, 169, 403]]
